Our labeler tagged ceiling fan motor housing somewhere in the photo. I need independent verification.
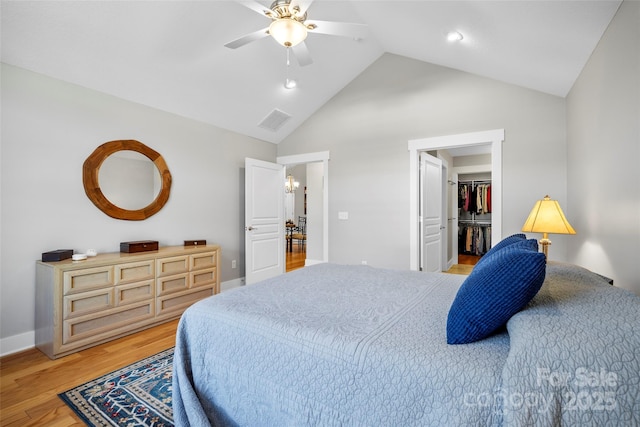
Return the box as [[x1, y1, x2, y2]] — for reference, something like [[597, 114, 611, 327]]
[[268, 0, 307, 22]]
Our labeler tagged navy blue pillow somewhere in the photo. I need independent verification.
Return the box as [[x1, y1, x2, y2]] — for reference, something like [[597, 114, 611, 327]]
[[475, 233, 527, 268], [447, 241, 546, 344], [481, 238, 539, 265]]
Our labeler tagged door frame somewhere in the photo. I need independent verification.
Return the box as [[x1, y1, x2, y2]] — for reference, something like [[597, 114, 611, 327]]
[[408, 129, 505, 271], [276, 151, 330, 264], [439, 156, 449, 270]]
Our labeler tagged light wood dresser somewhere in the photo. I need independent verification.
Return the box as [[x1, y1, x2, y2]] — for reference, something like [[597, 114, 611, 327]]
[[35, 245, 220, 359]]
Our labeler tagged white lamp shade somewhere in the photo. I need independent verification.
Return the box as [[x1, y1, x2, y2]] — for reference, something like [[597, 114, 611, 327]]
[[269, 18, 307, 47], [521, 196, 576, 235]]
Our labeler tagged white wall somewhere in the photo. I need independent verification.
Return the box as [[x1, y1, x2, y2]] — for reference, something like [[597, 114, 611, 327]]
[[0, 64, 276, 353], [567, 0, 640, 295], [277, 54, 568, 269], [290, 164, 306, 220], [306, 162, 324, 264]]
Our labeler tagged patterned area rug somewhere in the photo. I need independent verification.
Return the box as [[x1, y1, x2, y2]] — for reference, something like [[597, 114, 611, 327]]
[[59, 347, 174, 426]]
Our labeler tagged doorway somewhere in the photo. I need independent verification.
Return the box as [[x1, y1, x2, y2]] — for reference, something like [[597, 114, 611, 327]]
[[284, 164, 306, 272], [244, 152, 329, 284], [277, 151, 330, 268], [408, 129, 505, 271]]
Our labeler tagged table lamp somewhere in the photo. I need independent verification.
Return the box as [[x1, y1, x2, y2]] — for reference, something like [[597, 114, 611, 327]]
[[521, 195, 576, 258]]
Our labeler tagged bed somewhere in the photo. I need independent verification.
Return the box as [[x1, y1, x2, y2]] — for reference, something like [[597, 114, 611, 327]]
[[172, 244, 640, 426]]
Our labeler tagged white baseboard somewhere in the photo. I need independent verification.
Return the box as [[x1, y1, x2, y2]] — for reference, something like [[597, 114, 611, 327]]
[[447, 258, 455, 271], [304, 259, 324, 266], [1, 330, 35, 357]]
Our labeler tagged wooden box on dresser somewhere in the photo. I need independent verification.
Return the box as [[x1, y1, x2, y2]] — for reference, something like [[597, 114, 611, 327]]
[[35, 245, 220, 359]]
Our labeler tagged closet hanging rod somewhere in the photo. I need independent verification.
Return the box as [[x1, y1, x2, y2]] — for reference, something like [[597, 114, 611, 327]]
[[458, 180, 491, 185], [458, 220, 492, 225]]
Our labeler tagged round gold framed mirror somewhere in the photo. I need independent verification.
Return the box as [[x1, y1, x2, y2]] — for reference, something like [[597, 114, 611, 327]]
[[83, 140, 172, 220]]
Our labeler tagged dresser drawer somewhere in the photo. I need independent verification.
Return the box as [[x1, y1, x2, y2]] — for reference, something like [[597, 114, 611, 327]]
[[64, 288, 114, 319], [115, 260, 155, 285], [157, 255, 189, 277], [116, 280, 154, 306], [62, 301, 154, 345], [63, 266, 114, 295], [156, 288, 213, 317], [156, 273, 189, 296], [190, 267, 217, 288], [190, 251, 217, 271]]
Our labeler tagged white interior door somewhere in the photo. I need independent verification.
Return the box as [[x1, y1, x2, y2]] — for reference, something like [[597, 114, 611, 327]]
[[245, 158, 284, 285], [420, 152, 443, 272]]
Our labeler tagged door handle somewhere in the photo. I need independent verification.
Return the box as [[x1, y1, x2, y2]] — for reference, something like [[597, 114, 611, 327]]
[[246, 226, 256, 231]]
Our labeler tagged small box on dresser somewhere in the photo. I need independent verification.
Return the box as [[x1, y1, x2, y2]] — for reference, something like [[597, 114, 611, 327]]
[[35, 244, 220, 359], [41, 249, 73, 262], [120, 240, 159, 253]]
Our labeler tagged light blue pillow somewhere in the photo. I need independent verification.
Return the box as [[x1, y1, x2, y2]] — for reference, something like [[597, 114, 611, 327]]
[[447, 241, 546, 344]]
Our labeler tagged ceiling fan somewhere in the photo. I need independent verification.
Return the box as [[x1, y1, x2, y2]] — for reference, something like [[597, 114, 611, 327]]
[[224, 0, 368, 66]]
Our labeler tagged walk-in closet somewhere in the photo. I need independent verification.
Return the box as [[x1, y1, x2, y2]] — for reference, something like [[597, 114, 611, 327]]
[[458, 173, 492, 262]]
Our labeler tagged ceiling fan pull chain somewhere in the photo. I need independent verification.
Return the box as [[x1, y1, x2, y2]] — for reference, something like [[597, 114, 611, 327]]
[[285, 47, 297, 89]]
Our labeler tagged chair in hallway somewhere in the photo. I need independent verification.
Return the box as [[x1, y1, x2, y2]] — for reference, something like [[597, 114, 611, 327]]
[[291, 216, 306, 251]]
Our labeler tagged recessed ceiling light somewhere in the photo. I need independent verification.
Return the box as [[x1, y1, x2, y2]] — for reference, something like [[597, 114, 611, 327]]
[[284, 78, 297, 89], [447, 31, 464, 42]]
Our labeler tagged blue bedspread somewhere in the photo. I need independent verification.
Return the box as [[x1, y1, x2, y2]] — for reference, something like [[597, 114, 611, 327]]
[[501, 262, 640, 426], [172, 262, 640, 426]]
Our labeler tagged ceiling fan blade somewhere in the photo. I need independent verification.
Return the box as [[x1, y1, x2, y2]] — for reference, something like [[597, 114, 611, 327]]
[[292, 42, 313, 67], [224, 27, 270, 49], [306, 20, 368, 39], [237, 0, 274, 18]]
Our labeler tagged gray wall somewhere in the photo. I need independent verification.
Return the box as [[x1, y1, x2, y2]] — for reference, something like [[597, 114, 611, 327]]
[[0, 64, 276, 350], [567, 0, 640, 295], [277, 53, 568, 270]]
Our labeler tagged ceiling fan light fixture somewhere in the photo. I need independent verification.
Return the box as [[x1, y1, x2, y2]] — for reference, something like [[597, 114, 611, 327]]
[[269, 18, 308, 47]]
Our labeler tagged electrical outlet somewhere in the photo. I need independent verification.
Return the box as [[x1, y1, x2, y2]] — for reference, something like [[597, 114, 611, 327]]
[[361, 260, 367, 265], [232, 259, 237, 269]]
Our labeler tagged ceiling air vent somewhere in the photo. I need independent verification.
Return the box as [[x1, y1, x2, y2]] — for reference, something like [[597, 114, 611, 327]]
[[258, 109, 291, 132]]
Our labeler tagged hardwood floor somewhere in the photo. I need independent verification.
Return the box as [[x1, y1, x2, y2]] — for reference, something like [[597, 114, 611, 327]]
[[0, 319, 179, 426], [286, 243, 306, 272], [445, 264, 475, 275], [445, 254, 481, 275], [457, 254, 482, 265]]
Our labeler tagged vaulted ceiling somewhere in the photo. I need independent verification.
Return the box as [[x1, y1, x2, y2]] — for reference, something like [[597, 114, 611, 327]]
[[1, 0, 621, 143]]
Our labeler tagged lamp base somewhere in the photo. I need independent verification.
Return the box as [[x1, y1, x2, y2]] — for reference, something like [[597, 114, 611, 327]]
[[539, 237, 551, 259]]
